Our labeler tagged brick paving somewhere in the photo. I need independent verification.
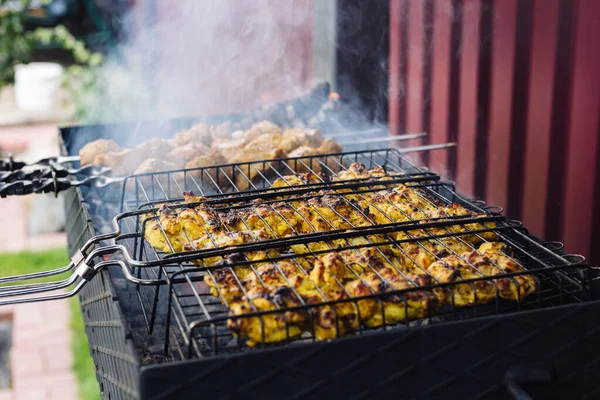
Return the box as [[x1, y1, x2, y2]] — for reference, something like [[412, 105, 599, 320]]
[[0, 300, 77, 400], [0, 121, 78, 399]]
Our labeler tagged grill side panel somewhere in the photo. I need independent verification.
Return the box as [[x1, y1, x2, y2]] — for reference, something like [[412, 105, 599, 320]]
[[140, 299, 600, 400], [61, 134, 141, 400]]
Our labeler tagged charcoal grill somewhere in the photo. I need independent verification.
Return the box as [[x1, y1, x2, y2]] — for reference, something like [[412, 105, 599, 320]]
[[1, 86, 598, 400]]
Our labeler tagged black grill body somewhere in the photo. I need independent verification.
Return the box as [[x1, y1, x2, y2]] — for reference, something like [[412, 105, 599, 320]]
[[59, 88, 600, 400], [140, 300, 600, 400]]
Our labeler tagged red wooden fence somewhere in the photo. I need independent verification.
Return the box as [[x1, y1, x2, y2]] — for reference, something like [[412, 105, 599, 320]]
[[389, 0, 600, 265]]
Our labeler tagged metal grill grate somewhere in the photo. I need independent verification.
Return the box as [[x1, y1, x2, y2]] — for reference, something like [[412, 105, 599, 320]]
[[110, 148, 590, 360], [60, 136, 142, 399]]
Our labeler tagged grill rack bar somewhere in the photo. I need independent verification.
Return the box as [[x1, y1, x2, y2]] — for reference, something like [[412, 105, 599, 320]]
[[106, 148, 591, 360], [0, 147, 591, 364], [0, 146, 458, 303]]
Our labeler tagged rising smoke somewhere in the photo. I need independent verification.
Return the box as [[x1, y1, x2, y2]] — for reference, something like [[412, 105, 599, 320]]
[[81, 0, 316, 123]]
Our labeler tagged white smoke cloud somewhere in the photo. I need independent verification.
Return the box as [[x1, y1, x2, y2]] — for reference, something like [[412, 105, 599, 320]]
[[83, 0, 316, 123]]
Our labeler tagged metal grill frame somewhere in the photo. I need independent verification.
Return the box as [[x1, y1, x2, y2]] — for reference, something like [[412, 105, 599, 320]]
[[60, 130, 600, 399], [60, 134, 142, 400], [58, 84, 599, 398], [101, 148, 591, 363]]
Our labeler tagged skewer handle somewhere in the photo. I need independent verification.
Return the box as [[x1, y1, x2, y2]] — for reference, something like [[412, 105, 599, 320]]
[[0, 155, 81, 171], [0, 156, 27, 172]]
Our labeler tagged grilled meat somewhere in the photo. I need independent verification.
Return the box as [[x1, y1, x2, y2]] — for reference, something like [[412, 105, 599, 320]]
[[81, 121, 342, 187], [228, 286, 305, 345], [142, 206, 189, 253], [94, 148, 145, 176], [167, 142, 211, 165], [79, 139, 119, 166], [137, 137, 176, 159], [142, 165, 537, 345], [173, 123, 229, 147], [132, 159, 183, 189], [185, 151, 232, 187], [231, 120, 283, 143], [278, 128, 324, 153], [286, 138, 344, 174]]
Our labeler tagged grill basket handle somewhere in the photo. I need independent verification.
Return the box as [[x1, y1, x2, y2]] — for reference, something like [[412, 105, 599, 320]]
[[0, 256, 164, 306], [505, 364, 554, 400]]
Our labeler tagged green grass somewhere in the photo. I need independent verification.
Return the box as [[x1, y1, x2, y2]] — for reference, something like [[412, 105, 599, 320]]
[[0, 248, 100, 400], [70, 296, 101, 400], [0, 248, 71, 285]]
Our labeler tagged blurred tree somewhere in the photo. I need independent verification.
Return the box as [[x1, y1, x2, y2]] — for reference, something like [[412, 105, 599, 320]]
[[0, 0, 102, 89]]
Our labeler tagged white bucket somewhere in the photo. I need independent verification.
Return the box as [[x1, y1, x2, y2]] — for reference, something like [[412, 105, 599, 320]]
[[14, 62, 63, 112]]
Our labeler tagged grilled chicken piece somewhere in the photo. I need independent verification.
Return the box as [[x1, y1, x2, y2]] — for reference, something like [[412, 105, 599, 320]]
[[309, 289, 363, 341], [333, 162, 390, 181], [94, 148, 145, 176], [228, 135, 286, 190], [134, 158, 180, 175], [318, 137, 343, 154], [358, 269, 439, 328], [231, 120, 283, 142], [174, 123, 229, 147], [144, 194, 225, 254], [339, 248, 443, 326], [187, 229, 276, 267], [472, 244, 537, 299], [80, 122, 342, 189], [272, 172, 324, 188], [230, 134, 285, 162], [228, 286, 305, 346], [203, 262, 251, 303], [426, 254, 496, 307], [210, 138, 247, 158], [185, 150, 233, 187], [285, 138, 344, 174], [278, 128, 324, 154], [142, 165, 537, 346], [178, 192, 223, 237], [137, 137, 176, 160], [79, 139, 120, 166], [128, 158, 184, 192], [143, 206, 189, 253], [241, 203, 302, 237], [426, 245, 537, 307], [167, 142, 211, 165], [286, 146, 321, 174]]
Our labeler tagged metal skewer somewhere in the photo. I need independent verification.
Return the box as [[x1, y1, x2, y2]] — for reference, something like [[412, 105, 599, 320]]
[[0, 155, 81, 171], [340, 133, 427, 145], [326, 129, 425, 139], [396, 142, 457, 153], [1, 132, 427, 171]]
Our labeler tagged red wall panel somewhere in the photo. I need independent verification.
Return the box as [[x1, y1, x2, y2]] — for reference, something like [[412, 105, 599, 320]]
[[405, 0, 426, 160], [428, 0, 453, 177], [455, 0, 481, 196], [521, 0, 560, 236], [389, 0, 600, 264], [485, 0, 517, 213], [389, 0, 405, 137], [561, 0, 600, 257]]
